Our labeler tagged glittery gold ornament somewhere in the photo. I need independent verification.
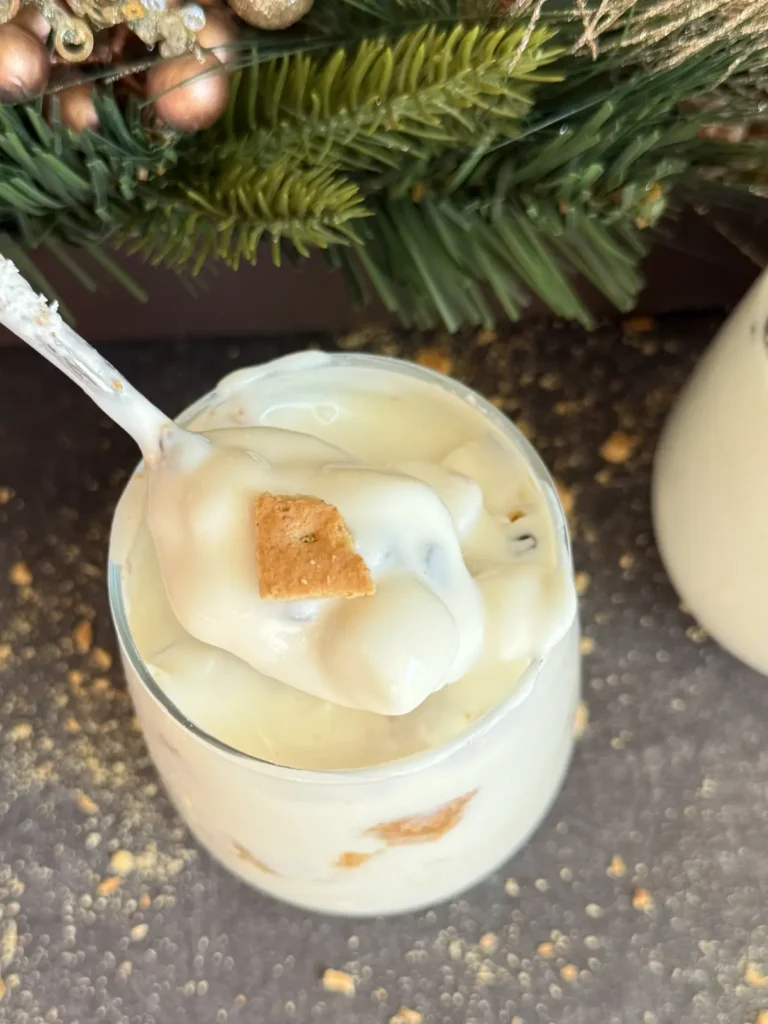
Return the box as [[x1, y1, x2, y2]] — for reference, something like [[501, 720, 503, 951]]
[[0, 0, 20, 24], [147, 52, 229, 132], [196, 7, 237, 64], [57, 83, 99, 133], [0, 22, 49, 102], [226, 0, 311, 31]]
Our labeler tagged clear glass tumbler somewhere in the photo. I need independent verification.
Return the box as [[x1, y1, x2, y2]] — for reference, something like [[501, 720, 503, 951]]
[[108, 353, 581, 916]]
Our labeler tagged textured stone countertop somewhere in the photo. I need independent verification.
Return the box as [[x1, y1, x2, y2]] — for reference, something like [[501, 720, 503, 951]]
[[1, 315, 767, 1024]]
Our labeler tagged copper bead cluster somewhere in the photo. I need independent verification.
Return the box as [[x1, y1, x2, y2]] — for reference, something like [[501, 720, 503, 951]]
[[0, 17, 49, 104], [147, 0, 314, 132], [0, 0, 314, 134]]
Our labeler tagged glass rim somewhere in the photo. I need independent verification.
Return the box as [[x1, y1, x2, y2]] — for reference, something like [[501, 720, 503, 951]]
[[107, 350, 574, 786]]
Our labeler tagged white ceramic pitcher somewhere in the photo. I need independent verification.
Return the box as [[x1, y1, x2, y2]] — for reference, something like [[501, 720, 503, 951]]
[[653, 268, 768, 674]]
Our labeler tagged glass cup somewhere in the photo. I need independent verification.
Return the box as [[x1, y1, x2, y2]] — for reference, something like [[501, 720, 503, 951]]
[[108, 353, 581, 916]]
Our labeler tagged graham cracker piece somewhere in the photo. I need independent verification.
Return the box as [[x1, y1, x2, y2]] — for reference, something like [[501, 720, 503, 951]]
[[254, 493, 375, 601], [365, 790, 477, 846]]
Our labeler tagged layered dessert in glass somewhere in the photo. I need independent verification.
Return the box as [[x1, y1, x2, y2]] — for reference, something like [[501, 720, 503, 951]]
[[109, 351, 580, 915]]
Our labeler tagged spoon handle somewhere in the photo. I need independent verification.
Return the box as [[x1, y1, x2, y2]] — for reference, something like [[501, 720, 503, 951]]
[[0, 257, 168, 457]]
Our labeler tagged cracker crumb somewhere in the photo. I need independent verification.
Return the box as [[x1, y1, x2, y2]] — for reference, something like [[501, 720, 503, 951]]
[[255, 494, 375, 601], [91, 647, 112, 671], [75, 792, 98, 815], [9, 561, 32, 586], [560, 964, 578, 983], [138, 892, 151, 910], [580, 636, 595, 655], [476, 329, 497, 346], [686, 624, 708, 644], [336, 851, 373, 869], [574, 700, 589, 738], [537, 942, 555, 959], [118, 961, 133, 980], [479, 933, 498, 954], [619, 552, 636, 570], [575, 571, 590, 596], [1, 919, 18, 967], [504, 877, 520, 897], [632, 888, 654, 912], [754, 1011, 768, 1024], [110, 850, 135, 876], [97, 876, 122, 896], [322, 968, 356, 996], [415, 347, 453, 376], [0, 643, 11, 666], [607, 854, 627, 879], [129, 923, 149, 942], [448, 939, 463, 960], [367, 790, 475, 845], [624, 315, 655, 334], [85, 832, 101, 850], [0, 486, 12, 504], [476, 964, 495, 985], [67, 669, 85, 687], [0, 978, 5, 1002], [390, 1009, 422, 1024], [73, 619, 93, 654], [8, 721, 32, 741], [746, 963, 768, 988], [555, 480, 575, 517], [585, 903, 603, 919], [600, 431, 638, 464], [63, 716, 81, 733], [232, 841, 277, 874]]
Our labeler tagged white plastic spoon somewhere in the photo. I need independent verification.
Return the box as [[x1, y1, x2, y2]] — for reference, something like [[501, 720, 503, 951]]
[[0, 255, 204, 461]]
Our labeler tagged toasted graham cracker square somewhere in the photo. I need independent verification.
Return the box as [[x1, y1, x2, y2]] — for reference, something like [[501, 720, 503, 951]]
[[255, 493, 375, 601]]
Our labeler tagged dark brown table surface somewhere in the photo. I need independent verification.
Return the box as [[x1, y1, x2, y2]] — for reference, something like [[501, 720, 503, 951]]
[[1, 314, 768, 1024]]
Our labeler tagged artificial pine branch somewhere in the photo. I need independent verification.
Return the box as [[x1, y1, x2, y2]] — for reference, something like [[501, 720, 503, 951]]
[[5, 0, 768, 328], [338, 194, 648, 331], [0, 94, 175, 248], [214, 23, 561, 174], [119, 162, 369, 272]]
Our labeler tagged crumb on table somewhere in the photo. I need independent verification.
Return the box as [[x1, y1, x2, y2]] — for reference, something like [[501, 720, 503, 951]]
[[322, 968, 356, 996]]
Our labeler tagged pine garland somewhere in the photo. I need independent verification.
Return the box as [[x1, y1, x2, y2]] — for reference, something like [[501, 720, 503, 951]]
[[2, 0, 768, 327], [121, 162, 368, 270], [214, 24, 561, 171]]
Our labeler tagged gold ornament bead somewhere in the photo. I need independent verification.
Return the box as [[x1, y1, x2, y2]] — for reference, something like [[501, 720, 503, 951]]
[[13, 4, 49, 41], [196, 8, 238, 65], [227, 0, 312, 31], [0, 22, 49, 102], [57, 83, 99, 133], [147, 52, 229, 133]]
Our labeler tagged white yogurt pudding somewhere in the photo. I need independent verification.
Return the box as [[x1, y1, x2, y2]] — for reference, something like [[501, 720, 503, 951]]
[[109, 352, 580, 915]]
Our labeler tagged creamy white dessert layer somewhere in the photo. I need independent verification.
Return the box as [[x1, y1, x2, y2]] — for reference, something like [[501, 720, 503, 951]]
[[113, 354, 574, 770]]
